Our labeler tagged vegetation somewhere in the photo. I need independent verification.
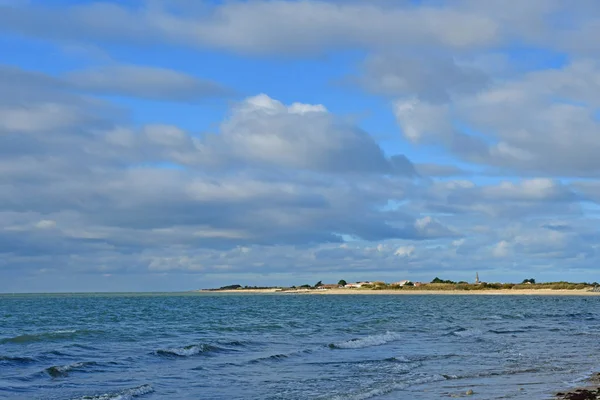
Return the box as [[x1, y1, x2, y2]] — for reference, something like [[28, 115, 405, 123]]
[[431, 277, 456, 284], [219, 284, 242, 290], [513, 281, 591, 290], [211, 278, 596, 292]]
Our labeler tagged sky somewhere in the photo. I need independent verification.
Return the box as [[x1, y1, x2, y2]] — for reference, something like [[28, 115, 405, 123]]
[[2, 0, 600, 292]]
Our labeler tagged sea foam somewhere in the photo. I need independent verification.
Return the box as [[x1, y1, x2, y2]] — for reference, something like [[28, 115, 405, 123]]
[[70, 384, 153, 400], [154, 344, 222, 357]]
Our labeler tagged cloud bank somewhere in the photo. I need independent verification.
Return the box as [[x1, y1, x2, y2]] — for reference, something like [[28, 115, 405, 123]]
[[1, 0, 599, 291]]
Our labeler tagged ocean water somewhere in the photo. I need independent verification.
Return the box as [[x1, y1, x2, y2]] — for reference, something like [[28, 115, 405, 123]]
[[1, 293, 599, 399]]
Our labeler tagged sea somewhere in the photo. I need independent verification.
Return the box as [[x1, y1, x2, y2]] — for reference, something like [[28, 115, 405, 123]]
[[1, 293, 599, 399]]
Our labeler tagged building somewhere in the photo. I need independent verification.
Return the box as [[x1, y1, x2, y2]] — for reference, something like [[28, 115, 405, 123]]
[[318, 284, 341, 289], [345, 281, 371, 288], [392, 280, 412, 286], [344, 283, 361, 288]]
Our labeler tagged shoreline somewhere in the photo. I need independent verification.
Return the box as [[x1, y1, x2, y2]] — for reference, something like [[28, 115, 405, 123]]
[[198, 288, 600, 296], [555, 372, 600, 399]]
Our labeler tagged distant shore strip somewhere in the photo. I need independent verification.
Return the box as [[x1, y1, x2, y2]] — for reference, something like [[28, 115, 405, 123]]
[[198, 287, 600, 296]]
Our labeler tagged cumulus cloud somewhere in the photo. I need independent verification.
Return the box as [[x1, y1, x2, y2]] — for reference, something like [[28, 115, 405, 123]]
[[195, 94, 415, 175]]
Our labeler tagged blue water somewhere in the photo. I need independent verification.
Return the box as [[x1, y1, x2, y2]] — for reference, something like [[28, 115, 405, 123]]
[[1, 293, 599, 399]]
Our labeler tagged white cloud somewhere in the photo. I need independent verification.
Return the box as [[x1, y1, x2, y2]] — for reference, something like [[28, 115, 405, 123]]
[[5, 0, 600, 290], [394, 245, 415, 257], [394, 60, 600, 176], [0, 104, 82, 133], [0, 1, 500, 54], [64, 64, 231, 101], [393, 99, 453, 143], [193, 94, 412, 174], [35, 220, 56, 230], [492, 240, 510, 258]]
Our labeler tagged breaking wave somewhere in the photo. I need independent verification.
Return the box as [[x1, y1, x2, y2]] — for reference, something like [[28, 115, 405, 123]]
[[447, 327, 483, 338], [154, 344, 224, 357], [70, 384, 153, 400], [328, 332, 403, 349], [154, 339, 248, 357], [45, 361, 98, 378]]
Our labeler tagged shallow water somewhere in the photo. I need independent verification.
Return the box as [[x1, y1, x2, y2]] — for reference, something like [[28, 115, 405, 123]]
[[1, 293, 599, 399]]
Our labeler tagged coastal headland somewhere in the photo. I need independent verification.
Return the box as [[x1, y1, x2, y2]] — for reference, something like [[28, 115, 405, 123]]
[[199, 278, 600, 295], [201, 287, 600, 295]]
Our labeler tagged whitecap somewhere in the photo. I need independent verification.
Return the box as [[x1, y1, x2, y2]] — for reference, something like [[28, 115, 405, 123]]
[[155, 344, 219, 357], [70, 384, 153, 400], [45, 361, 97, 378], [328, 332, 403, 349]]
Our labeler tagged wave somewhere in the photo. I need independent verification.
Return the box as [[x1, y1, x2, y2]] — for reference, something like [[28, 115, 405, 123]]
[[0, 355, 36, 364], [154, 344, 224, 357], [154, 339, 248, 358], [443, 366, 542, 381], [249, 349, 313, 364], [328, 332, 403, 349], [307, 356, 412, 367], [446, 327, 483, 338], [0, 329, 84, 344], [44, 361, 98, 378], [70, 384, 153, 400], [67, 343, 100, 350], [44, 350, 72, 357], [327, 374, 451, 400], [219, 340, 249, 347], [251, 353, 289, 362], [488, 329, 527, 335]]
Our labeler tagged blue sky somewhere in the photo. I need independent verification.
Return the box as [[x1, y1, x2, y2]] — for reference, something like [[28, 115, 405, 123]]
[[2, 0, 600, 292]]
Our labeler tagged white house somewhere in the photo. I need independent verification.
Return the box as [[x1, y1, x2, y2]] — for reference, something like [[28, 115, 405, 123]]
[[345, 281, 371, 288]]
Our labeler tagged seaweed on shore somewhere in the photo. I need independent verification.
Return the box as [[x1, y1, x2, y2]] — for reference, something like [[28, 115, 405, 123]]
[[556, 373, 600, 400], [556, 388, 600, 400]]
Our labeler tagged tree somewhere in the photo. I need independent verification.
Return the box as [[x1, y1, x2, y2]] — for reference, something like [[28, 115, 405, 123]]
[[431, 277, 455, 284], [219, 284, 242, 290], [314, 281, 323, 288], [522, 278, 536, 284], [404, 281, 414, 286], [338, 280, 347, 286]]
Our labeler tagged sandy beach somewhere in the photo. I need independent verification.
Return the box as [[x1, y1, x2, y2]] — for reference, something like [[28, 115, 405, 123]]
[[200, 288, 600, 296]]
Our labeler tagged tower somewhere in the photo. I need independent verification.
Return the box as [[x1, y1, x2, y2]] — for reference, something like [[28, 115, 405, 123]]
[[475, 272, 480, 284]]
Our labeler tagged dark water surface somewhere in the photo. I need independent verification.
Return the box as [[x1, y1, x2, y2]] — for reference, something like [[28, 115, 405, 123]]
[[1, 293, 599, 399]]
